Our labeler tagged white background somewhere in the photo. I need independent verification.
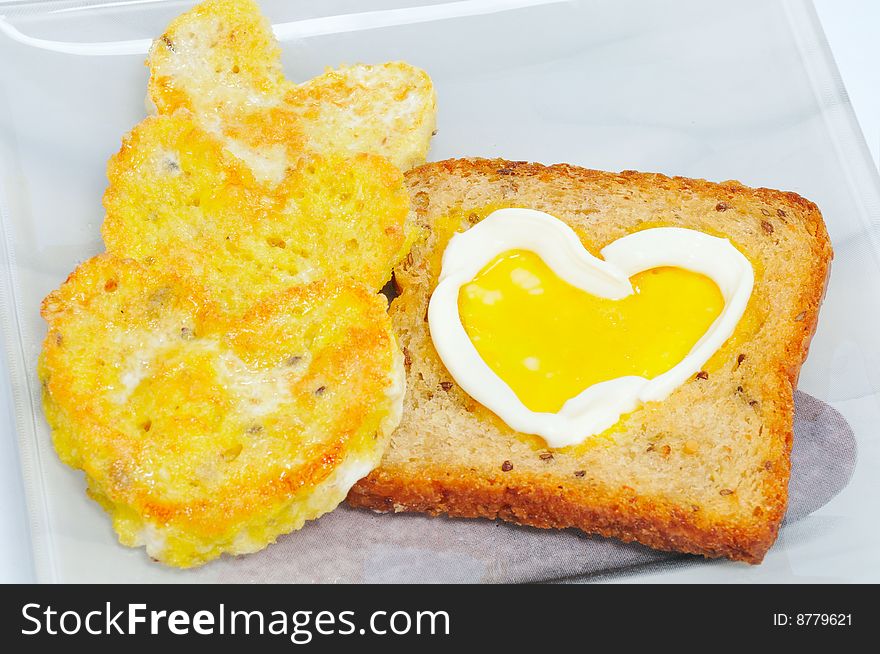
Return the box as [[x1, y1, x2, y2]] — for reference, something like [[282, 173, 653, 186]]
[[0, 0, 877, 582]]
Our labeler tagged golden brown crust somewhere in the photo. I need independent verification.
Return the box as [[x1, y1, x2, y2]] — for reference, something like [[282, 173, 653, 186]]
[[348, 157, 833, 564], [348, 467, 778, 562]]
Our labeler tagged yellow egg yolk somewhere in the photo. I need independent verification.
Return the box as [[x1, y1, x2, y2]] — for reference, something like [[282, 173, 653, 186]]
[[458, 250, 725, 413]]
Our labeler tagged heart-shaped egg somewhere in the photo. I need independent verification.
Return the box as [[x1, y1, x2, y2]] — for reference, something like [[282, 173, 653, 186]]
[[428, 208, 753, 447]]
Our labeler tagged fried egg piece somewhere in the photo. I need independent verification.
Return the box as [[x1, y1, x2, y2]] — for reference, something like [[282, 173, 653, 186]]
[[102, 113, 410, 313], [147, 0, 436, 182], [39, 254, 405, 568]]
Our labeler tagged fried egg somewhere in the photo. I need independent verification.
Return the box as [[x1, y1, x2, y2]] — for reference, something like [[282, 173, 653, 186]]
[[428, 208, 753, 447]]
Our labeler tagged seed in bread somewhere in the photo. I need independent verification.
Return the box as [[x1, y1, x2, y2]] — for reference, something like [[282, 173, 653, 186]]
[[39, 254, 405, 567], [102, 113, 410, 313], [147, 0, 437, 182], [347, 157, 833, 563]]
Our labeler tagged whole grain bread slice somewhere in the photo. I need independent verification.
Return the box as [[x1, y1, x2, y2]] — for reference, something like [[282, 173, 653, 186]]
[[347, 158, 832, 563]]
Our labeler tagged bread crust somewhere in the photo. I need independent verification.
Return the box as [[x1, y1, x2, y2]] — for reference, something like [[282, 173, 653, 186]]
[[349, 467, 777, 562], [348, 158, 833, 564]]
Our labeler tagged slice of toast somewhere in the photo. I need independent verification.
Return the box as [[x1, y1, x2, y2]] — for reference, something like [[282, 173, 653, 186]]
[[102, 113, 410, 313], [348, 158, 832, 563], [147, 0, 436, 182], [39, 254, 405, 567]]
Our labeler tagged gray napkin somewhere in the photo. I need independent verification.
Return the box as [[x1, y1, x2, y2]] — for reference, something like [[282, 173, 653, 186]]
[[214, 391, 856, 583]]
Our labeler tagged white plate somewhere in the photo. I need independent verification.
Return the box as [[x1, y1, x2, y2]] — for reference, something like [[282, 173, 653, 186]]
[[1, 0, 879, 582]]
